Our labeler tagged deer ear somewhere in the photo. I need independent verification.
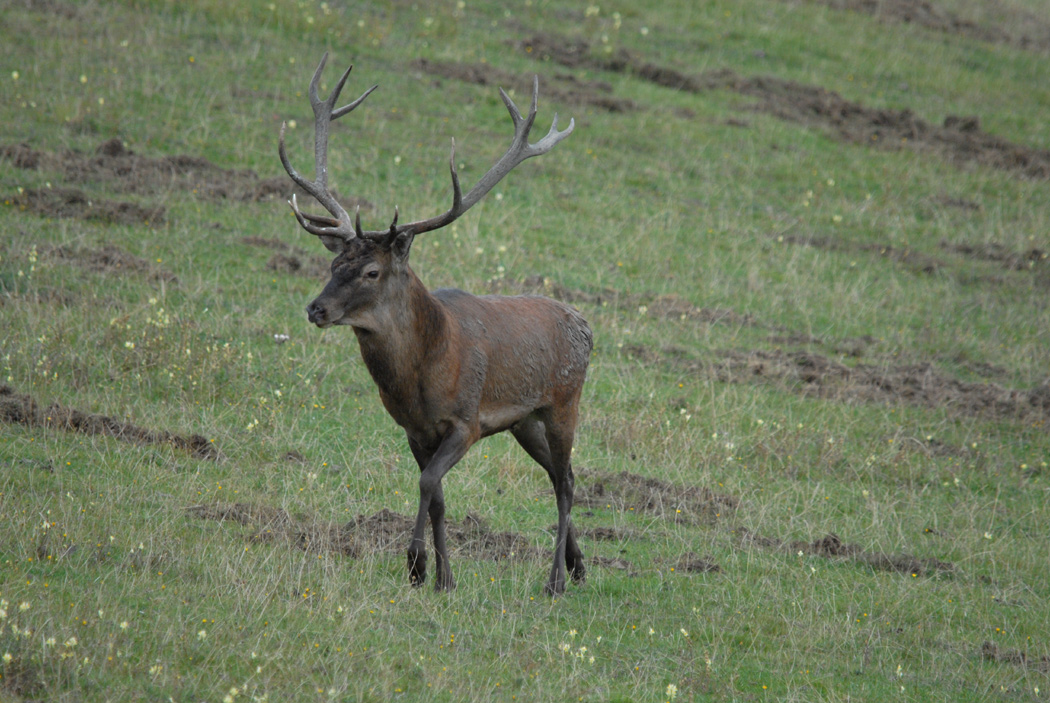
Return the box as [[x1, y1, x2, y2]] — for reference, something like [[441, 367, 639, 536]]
[[317, 235, 348, 253], [387, 230, 415, 263]]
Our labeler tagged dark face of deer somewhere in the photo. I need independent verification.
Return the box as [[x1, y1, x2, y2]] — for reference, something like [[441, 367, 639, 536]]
[[305, 234, 412, 329]]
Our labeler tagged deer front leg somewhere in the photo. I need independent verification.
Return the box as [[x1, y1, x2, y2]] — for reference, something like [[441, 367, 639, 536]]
[[407, 427, 472, 590]]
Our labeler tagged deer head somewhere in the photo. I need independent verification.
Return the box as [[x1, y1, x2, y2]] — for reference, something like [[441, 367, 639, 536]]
[[279, 53, 574, 329]]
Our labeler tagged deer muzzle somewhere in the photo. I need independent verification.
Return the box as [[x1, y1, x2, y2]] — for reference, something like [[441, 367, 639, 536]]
[[306, 299, 334, 327]]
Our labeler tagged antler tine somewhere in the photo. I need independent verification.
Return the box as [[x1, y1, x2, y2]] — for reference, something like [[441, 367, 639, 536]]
[[280, 53, 377, 240], [456, 76, 572, 212], [354, 76, 571, 240]]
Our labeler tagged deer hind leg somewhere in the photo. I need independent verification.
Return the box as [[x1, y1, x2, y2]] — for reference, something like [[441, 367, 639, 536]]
[[511, 414, 585, 595]]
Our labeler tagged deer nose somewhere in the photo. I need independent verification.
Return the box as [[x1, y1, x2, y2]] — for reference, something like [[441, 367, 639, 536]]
[[306, 300, 327, 325]]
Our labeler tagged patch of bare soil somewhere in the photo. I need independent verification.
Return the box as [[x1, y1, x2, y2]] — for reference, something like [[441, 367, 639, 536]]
[[497, 274, 620, 306], [0, 385, 220, 460], [516, 33, 1050, 180], [188, 503, 632, 571], [7, 186, 166, 226], [981, 641, 1050, 672], [578, 525, 630, 542], [411, 58, 636, 113], [775, 232, 949, 276], [623, 345, 1050, 423], [730, 78, 1050, 180], [721, 350, 1050, 422], [0, 139, 322, 227], [501, 275, 756, 327], [773, 232, 1047, 287], [2, 139, 282, 202], [41, 243, 178, 283], [798, 0, 1050, 53], [766, 332, 878, 358], [634, 342, 1050, 423], [16, 0, 78, 19], [737, 528, 954, 576], [575, 469, 738, 524], [0, 651, 43, 698], [941, 240, 1048, 272], [240, 236, 330, 278], [676, 552, 722, 573]]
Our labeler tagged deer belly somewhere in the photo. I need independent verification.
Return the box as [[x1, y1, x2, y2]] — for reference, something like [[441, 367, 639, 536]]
[[478, 402, 537, 437]]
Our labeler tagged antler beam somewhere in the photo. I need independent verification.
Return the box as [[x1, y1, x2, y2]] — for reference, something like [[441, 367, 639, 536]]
[[280, 55, 574, 243], [278, 52, 377, 239]]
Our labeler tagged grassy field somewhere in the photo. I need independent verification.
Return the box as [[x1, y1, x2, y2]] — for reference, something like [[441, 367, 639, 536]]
[[2, 0, 1049, 700]]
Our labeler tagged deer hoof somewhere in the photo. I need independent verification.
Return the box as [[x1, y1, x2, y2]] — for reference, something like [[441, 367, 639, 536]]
[[407, 550, 427, 586], [569, 562, 587, 584], [544, 578, 566, 597]]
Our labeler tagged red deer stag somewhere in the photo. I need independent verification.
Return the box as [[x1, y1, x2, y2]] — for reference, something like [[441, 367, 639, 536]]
[[279, 54, 591, 595]]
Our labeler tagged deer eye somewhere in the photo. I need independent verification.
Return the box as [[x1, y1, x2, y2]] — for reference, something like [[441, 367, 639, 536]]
[[365, 268, 380, 279]]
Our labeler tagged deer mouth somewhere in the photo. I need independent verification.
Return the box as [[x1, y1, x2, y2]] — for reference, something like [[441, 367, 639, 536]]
[[306, 300, 338, 327], [307, 310, 347, 329]]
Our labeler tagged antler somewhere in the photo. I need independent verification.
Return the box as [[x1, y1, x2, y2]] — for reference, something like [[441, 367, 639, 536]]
[[278, 52, 377, 239], [280, 54, 574, 243]]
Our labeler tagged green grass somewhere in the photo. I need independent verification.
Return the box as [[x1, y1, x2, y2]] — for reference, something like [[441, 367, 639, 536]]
[[2, 0, 1049, 700]]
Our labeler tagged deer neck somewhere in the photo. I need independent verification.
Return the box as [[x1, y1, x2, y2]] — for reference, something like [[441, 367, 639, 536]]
[[352, 270, 447, 406]]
